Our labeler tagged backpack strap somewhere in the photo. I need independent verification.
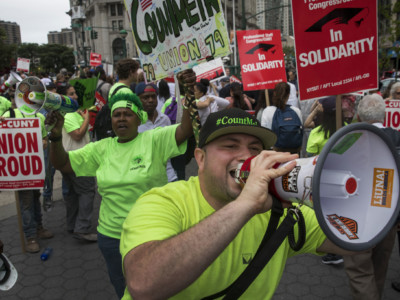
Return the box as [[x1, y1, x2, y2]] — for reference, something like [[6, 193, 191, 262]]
[[202, 196, 306, 300], [110, 84, 131, 99], [9, 108, 15, 118], [96, 81, 106, 93]]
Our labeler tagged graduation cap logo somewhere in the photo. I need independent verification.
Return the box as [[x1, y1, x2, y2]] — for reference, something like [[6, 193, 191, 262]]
[[246, 43, 275, 55], [305, 7, 368, 32]]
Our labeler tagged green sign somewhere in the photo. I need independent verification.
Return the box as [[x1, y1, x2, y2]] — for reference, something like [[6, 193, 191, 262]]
[[85, 26, 92, 31], [71, 23, 82, 28]]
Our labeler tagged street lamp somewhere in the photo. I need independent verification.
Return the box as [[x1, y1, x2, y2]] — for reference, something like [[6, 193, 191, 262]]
[[120, 29, 128, 58]]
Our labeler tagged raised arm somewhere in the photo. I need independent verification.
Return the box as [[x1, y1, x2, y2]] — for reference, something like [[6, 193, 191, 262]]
[[175, 69, 196, 145], [46, 111, 74, 173], [67, 110, 90, 141], [123, 151, 298, 299]]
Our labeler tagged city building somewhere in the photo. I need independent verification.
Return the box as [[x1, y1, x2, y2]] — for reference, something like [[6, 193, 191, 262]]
[[48, 28, 74, 47], [68, 0, 138, 68], [0, 20, 21, 45]]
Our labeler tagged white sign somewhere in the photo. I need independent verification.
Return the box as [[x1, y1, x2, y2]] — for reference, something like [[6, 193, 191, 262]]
[[16, 57, 30, 73], [192, 58, 226, 82], [0, 118, 45, 190], [124, 0, 230, 82]]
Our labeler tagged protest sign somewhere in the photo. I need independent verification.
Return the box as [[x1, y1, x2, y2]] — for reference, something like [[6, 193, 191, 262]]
[[292, 0, 378, 100], [90, 52, 102, 67], [16, 58, 30, 73], [237, 30, 287, 91], [193, 57, 226, 82], [384, 100, 400, 131], [124, 0, 230, 82], [230, 75, 242, 84], [69, 76, 98, 109], [0, 118, 45, 190]]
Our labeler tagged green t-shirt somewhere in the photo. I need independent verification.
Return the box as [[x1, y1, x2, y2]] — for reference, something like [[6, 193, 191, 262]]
[[306, 125, 329, 155], [109, 82, 132, 101], [120, 177, 327, 300], [64, 112, 83, 133], [0, 96, 11, 116], [2, 109, 47, 138], [69, 124, 187, 239], [306, 123, 347, 155]]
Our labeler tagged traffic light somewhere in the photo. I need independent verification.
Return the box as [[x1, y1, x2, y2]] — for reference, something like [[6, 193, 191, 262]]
[[91, 30, 98, 39]]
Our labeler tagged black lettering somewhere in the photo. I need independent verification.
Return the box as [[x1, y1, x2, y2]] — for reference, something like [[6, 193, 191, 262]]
[[131, 0, 152, 54], [184, 0, 200, 26], [204, 0, 220, 17]]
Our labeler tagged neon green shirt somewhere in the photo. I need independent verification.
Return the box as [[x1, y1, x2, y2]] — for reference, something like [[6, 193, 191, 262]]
[[306, 123, 347, 155], [109, 82, 132, 101], [69, 124, 187, 239], [120, 177, 327, 300], [0, 96, 11, 116], [306, 125, 329, 155], [62, 112, 90, 151]]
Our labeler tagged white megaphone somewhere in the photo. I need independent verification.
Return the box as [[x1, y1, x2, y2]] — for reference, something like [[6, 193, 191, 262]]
[[236, 123, 400, 251], [0, 71, 23, 93], [14, 76, 79, 115]]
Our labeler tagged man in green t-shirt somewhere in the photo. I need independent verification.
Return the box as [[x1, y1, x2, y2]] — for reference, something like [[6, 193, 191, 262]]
[[109, 58, 140, 100], [121, 108, 355, 299]]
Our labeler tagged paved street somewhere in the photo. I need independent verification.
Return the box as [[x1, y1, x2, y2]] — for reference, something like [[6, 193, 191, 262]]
[[0, 160, 400, 299]]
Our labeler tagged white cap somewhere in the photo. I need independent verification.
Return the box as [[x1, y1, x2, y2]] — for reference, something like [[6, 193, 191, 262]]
[[0, 253, 18, 291]]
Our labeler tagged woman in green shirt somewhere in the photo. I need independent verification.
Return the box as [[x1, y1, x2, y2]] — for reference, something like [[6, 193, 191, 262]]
[[47, 69, 195, 298]]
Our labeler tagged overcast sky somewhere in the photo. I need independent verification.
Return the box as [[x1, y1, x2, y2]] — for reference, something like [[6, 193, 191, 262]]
[[0, 0, 72, 45]]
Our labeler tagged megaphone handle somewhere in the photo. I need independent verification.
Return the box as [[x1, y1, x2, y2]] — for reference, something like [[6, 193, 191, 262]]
[[45, 111, 67, 136], [287, 207, 306, 251]]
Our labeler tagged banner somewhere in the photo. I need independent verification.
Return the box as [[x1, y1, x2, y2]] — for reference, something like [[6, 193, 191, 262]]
[[0, 118, 45, 190], [90, 52, 102, 67], [384, 100, 400, 131], [237, 30, 287, 91], [292, 0, 378, 100], [193, 58, 226, 82], [124, 0, 230, 82], [16, 57, 30, 73], [69, 76, 99, 109]]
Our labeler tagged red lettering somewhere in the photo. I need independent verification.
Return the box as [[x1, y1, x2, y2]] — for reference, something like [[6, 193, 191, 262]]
[[31, 155, 42, 175], [0, 133, 8, 154], [393, 112, 400, 128], [7, 134, 14, 154], [7, 157, 18, 176], [15, 133, 26, 154], [26, 132, 38, 153], [0, 157, 6, 176], [19, 156, 31, 176]]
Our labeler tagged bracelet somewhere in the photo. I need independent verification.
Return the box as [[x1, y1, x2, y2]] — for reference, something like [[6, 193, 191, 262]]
[[49, 134, 62, 142]]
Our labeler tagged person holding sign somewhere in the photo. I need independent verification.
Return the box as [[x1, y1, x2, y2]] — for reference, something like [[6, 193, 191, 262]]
[[1, 108, 53, 253], [47, 69, 195, 298]]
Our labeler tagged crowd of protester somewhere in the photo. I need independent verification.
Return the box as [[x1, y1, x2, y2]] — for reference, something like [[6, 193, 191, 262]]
[[1, 63, 400, 298]]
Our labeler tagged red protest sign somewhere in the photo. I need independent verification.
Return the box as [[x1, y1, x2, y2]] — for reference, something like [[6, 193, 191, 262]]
[[237, 30, 286, 91], [292, 0, 378, 100], [90, 52, 102, 67], [193, 58, 226, 83], [0, 118, 45, 190], [384, 100, 400, 131]]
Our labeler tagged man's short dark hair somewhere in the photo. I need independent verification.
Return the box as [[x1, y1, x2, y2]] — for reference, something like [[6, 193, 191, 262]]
[[116, 59, 140, 80]]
